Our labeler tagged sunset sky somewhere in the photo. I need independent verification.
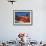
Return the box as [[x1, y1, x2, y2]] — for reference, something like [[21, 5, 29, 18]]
[[15, 12, 30, 16]]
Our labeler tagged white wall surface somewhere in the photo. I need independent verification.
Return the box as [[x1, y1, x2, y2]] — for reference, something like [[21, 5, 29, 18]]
[[0, 0, 46, 42]]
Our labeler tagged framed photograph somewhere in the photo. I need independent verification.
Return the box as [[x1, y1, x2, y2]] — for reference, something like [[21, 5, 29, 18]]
[[13, 10, 33, 25]]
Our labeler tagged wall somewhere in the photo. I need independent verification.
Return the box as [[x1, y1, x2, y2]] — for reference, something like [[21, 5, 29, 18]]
[[0, 0, 46, 42]]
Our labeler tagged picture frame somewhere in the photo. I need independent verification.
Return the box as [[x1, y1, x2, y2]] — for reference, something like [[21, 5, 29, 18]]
[[13, 10, 33, 26]]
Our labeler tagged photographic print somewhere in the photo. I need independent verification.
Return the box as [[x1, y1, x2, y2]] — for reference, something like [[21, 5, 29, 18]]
[[13, 10, 33, 25]]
